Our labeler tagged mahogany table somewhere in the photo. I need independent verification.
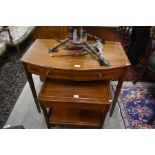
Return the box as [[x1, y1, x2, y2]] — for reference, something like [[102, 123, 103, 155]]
[[21, 39, 131, 120]]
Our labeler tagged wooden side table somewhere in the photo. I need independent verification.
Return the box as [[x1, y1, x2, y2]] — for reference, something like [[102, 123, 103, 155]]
[[21, 39, 131, 122]]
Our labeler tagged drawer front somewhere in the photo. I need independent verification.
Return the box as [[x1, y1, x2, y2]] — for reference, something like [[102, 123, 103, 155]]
[[28, 64, 47, 75], [28, 64, 55, 77], [39, 100, 111, 111], [28, 64, 123, 81]]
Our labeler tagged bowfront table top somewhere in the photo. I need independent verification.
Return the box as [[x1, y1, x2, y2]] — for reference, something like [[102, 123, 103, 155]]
[[21, 39, 130, 71]]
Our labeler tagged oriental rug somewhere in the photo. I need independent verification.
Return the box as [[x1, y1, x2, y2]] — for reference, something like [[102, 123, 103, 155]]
[[112, 85, 155, 129]]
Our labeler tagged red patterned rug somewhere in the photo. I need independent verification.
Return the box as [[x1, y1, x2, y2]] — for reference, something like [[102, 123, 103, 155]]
[[112, 85, 155, 129]]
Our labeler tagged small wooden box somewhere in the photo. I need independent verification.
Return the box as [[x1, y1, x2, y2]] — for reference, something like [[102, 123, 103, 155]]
[[38, 79, 112, 128]]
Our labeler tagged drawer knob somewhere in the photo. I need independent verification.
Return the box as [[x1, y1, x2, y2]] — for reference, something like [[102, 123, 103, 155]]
[[98, 73, 103, 78], [46, 71, 50, 76]]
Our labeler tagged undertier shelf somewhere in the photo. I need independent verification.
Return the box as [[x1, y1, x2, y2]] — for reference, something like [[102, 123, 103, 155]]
[[49, 108, 103, 128]]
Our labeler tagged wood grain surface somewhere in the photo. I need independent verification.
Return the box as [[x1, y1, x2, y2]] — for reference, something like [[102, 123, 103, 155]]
[[21, 39, 130, 70]]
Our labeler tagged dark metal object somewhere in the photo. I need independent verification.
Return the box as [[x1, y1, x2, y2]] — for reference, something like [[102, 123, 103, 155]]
[[49, 38, 69, 52], [49, 26, 110, 66], [84, 40, 111, 66], [64, 44, 84, 50]]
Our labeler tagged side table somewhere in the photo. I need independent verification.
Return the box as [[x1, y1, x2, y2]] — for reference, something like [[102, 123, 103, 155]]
[[21, 39, 131, 124]]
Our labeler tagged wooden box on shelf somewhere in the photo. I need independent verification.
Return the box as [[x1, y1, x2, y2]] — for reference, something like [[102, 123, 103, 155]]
[[38, 79, 112, 128]]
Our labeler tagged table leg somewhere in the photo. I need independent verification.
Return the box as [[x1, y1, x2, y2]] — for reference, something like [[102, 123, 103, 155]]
[[100, 111, 107, 128], [22, 62, 41, 113], [109, 70, 125, 117], [41, 105, 50, 128]]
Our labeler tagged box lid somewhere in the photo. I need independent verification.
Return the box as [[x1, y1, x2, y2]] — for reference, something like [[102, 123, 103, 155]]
[[39, 79, 112, 106]]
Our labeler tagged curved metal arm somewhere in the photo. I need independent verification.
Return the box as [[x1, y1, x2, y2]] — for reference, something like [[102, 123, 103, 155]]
[[49, 38, 69, 52]]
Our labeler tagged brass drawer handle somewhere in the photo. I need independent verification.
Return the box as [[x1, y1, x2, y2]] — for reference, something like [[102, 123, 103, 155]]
[[73, 95, 79, 99]]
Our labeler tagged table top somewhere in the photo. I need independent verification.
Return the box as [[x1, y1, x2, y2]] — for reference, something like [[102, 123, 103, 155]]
[[21, 39, 130, 70]]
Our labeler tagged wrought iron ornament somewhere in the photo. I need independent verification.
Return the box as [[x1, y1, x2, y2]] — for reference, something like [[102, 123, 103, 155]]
[[49, 26, 111, 66]]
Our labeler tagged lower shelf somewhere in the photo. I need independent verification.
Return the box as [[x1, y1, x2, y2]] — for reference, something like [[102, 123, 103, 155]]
[[49, 108, 103, 128]]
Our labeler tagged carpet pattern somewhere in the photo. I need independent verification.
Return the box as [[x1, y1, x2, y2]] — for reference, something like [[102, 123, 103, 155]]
[[113, 85, 155, 129], [0, 38, 32, 128], [0, 53, 27, 128]]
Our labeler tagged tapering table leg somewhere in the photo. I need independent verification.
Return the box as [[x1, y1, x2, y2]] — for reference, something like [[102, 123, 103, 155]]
[[40, 105, 50, 128], [22, 62, 41, 113], [109, 70, 125, 117]]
